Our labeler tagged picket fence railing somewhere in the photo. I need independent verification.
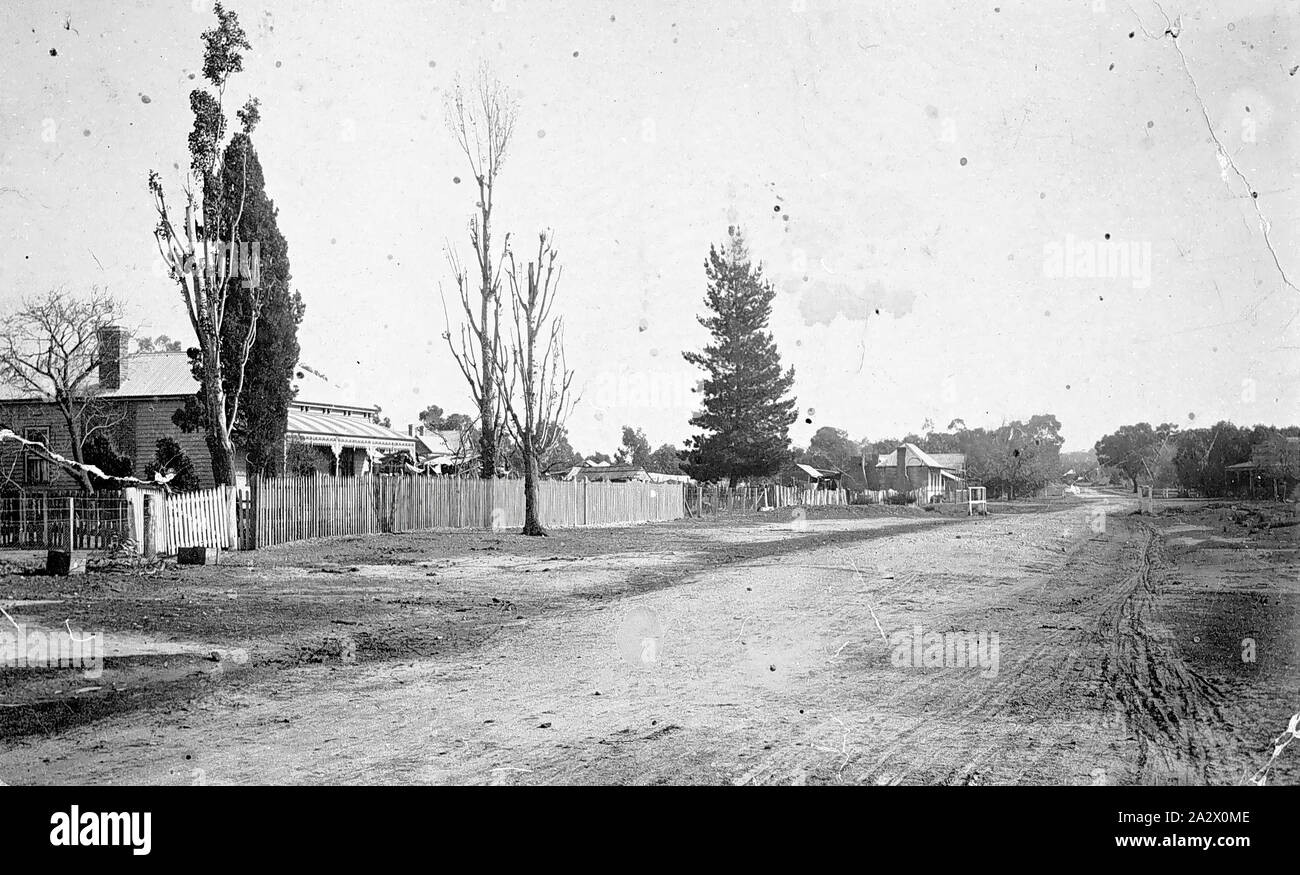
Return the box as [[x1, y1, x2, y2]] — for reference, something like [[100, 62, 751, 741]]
[[165, 485, 237, 552]]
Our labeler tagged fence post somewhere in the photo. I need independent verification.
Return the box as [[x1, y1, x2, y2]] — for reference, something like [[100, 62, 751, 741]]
[[125, 488, 142, 555], [143, 494, 156, 559], [249, 478, 258, 550]]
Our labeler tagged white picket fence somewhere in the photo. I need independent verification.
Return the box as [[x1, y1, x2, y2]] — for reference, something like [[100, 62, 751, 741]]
[[165, 485, 236, 551]]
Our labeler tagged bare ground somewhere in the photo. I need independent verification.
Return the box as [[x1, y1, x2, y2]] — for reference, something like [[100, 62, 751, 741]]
[[0, 491, 1295, 785]]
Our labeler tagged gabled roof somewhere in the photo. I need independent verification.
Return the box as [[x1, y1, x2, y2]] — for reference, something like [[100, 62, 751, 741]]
[[876, 443, 965, 471], [417, 429, 471, 458]]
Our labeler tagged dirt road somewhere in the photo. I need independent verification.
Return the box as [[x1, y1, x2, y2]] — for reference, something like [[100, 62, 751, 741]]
[[1, 492, 1295, 785]]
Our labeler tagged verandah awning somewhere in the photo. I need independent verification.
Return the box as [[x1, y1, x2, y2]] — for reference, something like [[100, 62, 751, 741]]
[[286, 409, 417, 453]]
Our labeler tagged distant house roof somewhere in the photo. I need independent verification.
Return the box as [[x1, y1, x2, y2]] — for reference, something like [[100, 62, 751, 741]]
[[564, 463, 649, 481], [876, 443, 964, 471], [647, 471, 691, 484], [416, 429, 471, 459], [796, 463, 841, 479], [925, 453, 966, 472]]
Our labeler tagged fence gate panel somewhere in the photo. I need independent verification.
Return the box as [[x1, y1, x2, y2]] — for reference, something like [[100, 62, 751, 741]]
[[165, 486, 234, 551]]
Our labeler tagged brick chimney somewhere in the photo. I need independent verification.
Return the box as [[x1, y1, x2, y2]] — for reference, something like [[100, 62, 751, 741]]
[[896, 446, 908, 490], [96, 325, 129, 391]]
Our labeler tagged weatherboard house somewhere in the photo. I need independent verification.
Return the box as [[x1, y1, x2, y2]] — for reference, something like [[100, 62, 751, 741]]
[[0, 326, 415, 490], [875, 443, 967, 502]]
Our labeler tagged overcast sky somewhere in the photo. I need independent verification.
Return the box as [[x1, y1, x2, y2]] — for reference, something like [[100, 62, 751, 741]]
[[2, 0, 1296, 454]]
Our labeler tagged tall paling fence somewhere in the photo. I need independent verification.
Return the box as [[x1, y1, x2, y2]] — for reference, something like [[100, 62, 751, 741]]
[[247, 474, 687, 549], [683, 484, 850, 517], [0, 490, 131, 551]]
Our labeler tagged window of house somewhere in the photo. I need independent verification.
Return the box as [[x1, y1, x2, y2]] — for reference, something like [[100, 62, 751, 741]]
[[24, 427, 50, 484]]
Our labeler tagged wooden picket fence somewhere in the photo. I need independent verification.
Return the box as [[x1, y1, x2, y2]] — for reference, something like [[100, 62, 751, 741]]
[[247, 474, 686, 549], [165, 485, 237, 552]]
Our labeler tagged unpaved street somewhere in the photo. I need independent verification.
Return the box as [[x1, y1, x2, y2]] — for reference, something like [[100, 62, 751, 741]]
[[1, 492, 1296, 785]]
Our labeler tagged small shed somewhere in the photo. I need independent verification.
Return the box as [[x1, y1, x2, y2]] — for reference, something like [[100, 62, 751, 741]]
[[795, 463, 844, 490]]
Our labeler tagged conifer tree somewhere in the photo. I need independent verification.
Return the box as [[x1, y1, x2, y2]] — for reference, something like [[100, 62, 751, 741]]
[[172, 132, 302, 475], [681, 227, 797, 485]]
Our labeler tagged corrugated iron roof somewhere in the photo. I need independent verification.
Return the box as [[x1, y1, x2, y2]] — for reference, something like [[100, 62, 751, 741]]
[[875, 444, 965, 471], [0, 350, 199, 400], [287, 409, 416, 447], [104, 351, 199, 397], [927, 453, 966, 471]]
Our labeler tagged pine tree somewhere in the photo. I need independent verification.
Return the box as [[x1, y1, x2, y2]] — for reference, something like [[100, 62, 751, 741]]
[[681, 227, 798, 485]]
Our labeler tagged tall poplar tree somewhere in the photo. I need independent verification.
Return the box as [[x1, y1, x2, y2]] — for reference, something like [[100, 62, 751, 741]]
[[681, 227, 798, 485], [174, 131, 302, 475]]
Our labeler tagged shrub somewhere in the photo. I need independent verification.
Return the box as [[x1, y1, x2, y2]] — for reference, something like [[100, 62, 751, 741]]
[[144, 437, 201, 492]]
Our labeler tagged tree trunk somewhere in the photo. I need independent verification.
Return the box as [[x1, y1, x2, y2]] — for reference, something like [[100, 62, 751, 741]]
[[478, 392, 496, 478], [59, 406, 94, 494], [521, 437, 547, 536], [477, 182, 497, 480], [203, 348, 237, 487], [1131, 475, 1139, 494]]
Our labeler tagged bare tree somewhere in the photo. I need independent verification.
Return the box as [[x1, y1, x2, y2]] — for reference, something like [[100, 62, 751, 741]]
[[494, 232, 578, 536], [0, 288, 126, 493], [148, 2, 261, 493], [439, 64, 518, 479]]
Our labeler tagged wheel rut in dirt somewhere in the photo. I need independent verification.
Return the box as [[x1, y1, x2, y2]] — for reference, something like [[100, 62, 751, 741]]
[[1097, 521, 1234, 784]]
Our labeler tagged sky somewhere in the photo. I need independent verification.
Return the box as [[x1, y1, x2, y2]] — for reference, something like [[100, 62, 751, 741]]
[[1, 0, 1297, 454]]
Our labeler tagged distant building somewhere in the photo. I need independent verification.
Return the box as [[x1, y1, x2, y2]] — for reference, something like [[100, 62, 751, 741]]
[[794, 463, 844, 490], [875, 443, 967, 502], [1227, 434, 1300, 498], [646, 471, 692, 485], [563, 463, 650, 482], [411, 427, 476, 475]]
